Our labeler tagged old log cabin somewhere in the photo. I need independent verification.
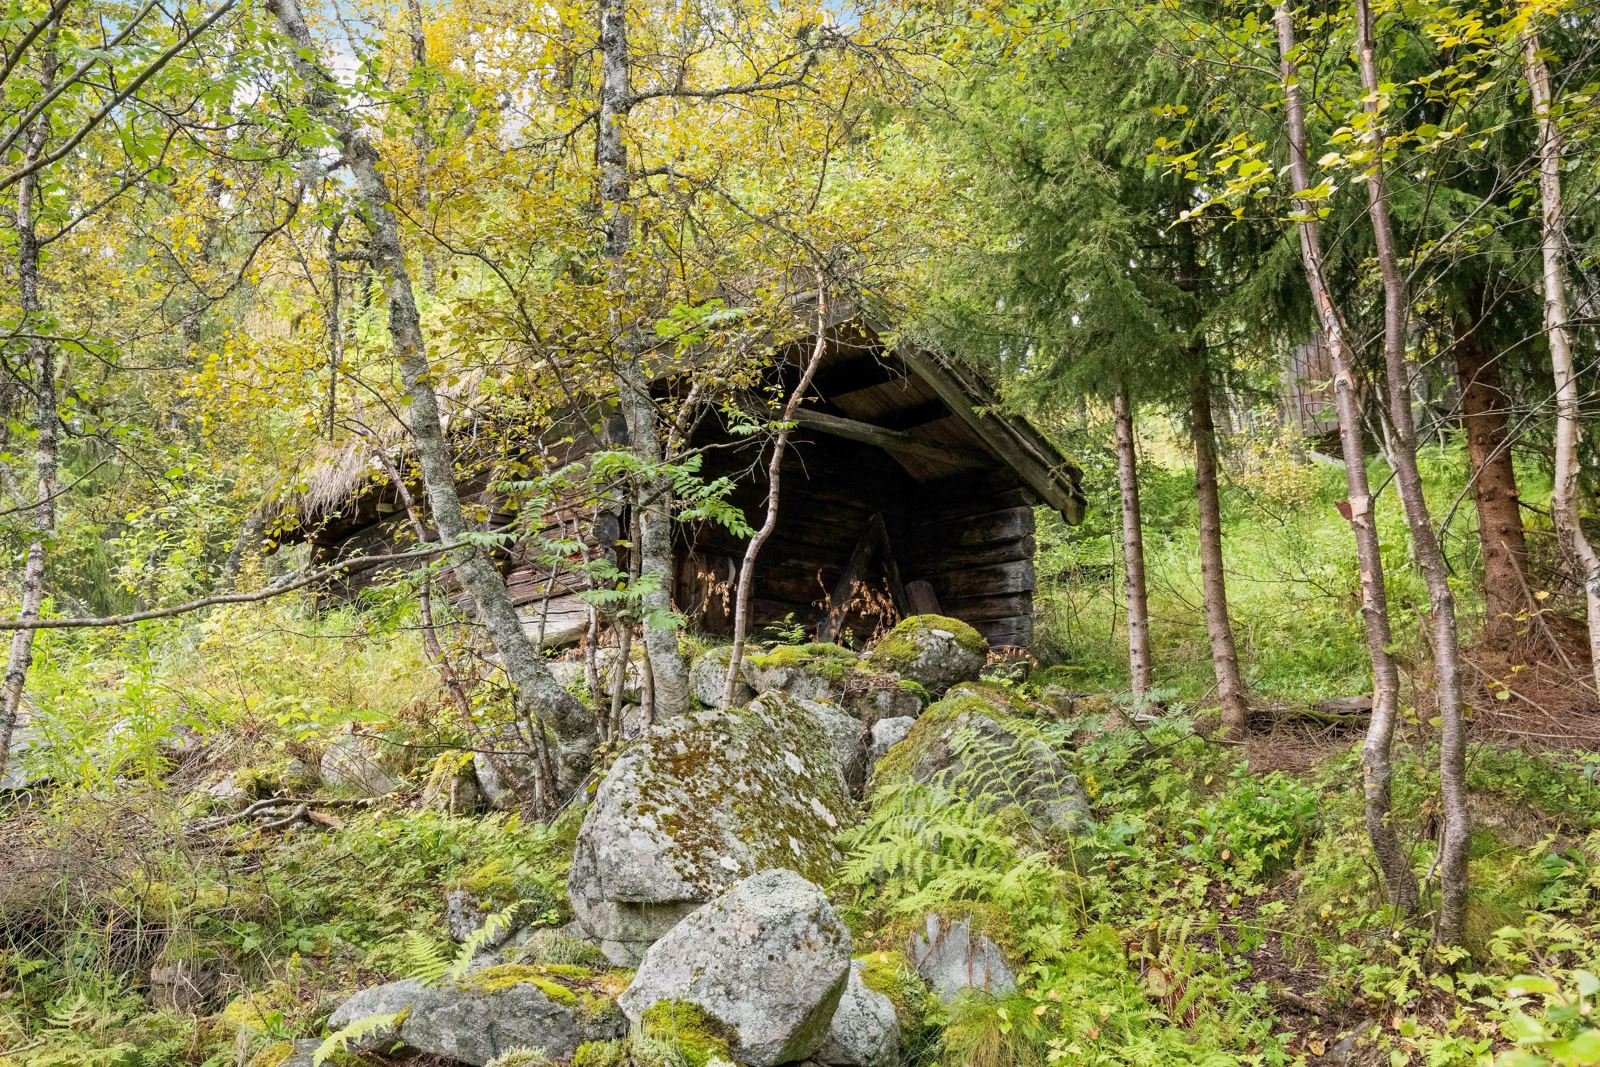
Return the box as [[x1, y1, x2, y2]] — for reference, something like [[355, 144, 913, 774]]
[[275, 317, 1085, 653]]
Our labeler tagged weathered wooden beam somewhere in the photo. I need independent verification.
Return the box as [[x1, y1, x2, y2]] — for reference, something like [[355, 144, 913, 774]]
[[894, 346, 1086, 522], [790, 409, 988, 467], [818, 514, 886, 643]]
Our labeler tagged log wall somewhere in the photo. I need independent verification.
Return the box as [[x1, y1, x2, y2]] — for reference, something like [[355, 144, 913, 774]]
[[678, 433, 1038, 650]]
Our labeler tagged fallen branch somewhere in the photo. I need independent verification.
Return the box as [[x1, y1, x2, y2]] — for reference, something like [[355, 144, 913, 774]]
[[0, 545, 451, 631], [186, 795, 377, 835], [258, 803, 309, 832]]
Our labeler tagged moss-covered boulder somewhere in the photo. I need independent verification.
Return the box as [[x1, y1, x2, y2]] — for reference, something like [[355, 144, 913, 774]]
[[873, 685, 1091, 833], [324, 964, 626, 1066], [245, 1040, 322, 1067], [864, 615, 987, 695], [567, 696, 854, 964], [637, 1000, 736, 1067], [619, 869, 851, 1067], [422, 750, 483, 814], [740, 643, 924, 723], [741, 642, 859, 702]]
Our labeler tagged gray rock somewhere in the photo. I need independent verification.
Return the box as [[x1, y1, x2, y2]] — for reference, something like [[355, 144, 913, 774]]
[[619, 869, 852, 1067], [894, 687, 1092, 833], [741, 645, 858, 703], [816, 961, 899, 1066], [691, 646, 754, 709], [472, 726, 540, 811], [0, 721, 47, 791], [546, 657, 590, 692], [147, 956, 223, 1014], [567, 696, 853, 965], [445, 889, 515, 946], [319, 729, 401, 796], [850, 684, 925, 724], [868, 717, 916, 766], [326, 972, 624, 1066], [796, 697, 867, 795], [203, 774, 248, 804], [906, 913, 1015, 1003], [865, 616, 988, 695]]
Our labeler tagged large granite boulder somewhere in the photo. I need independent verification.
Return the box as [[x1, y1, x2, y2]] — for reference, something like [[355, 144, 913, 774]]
[[619, 869, 852, 1067], [874, 685, 1091, 833], [864, 615, 988, 695], [690, 646, 754, 709], [567, 696, 853, 964], [816, 961, 899, 1066], [325, 964, 625, 1066], [906, 913, 1016, 1004]]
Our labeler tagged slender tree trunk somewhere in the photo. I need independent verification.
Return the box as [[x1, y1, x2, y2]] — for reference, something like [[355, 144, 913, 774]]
[[722, 286, 830, 707], [266, 0, 594, 798], [404, 0, 439, 294], [0, 45, 61, 777], [1523, 26, 1600, 698], [1113, 385, 1153, 697], [1354, 0, 1469, 941], [1275, 0, 1417, 912], [598, 0, 689, 717], [1453, 307, 1528, 628], [1189, 363, 1249, 739], [374, 445, 544, 810]]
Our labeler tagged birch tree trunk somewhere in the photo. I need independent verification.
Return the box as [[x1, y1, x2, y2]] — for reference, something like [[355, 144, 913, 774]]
[[1189, 363, 1249, 739], [722, 287, 830, 707], [598, 0, 690, 717], [1354, 0, 1468, 942], [1113, 385, 1153, 697], [266, 0, 595, 800], [1274, 0, 1417, 913], [1523, 25, 1600, 699], [0, 44, 61, 776]]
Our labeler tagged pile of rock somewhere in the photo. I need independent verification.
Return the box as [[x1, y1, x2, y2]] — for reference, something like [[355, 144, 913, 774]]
[[296, 616, 1086, 1067]]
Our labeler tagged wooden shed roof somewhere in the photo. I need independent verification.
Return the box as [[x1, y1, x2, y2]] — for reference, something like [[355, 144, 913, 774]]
[[272, 312, 1085, 539], [767, 317, 1085, 522]]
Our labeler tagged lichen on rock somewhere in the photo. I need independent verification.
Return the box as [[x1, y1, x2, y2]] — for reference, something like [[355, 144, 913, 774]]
[[567, 696, 854, 964], [618, 869, 852, 1067], [864, 615, 988, 695], [870, 685, 1092, 834]]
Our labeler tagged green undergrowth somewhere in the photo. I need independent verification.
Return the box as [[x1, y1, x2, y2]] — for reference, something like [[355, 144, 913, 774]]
[[0, 796, 582, 1065], [1036, 431, 1554, 706], [836, 685, 1600, 1065]]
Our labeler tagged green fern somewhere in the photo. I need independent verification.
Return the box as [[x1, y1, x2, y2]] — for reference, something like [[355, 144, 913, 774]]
[[446, 902, 524, 981], [313, 1010, 403, 1065]]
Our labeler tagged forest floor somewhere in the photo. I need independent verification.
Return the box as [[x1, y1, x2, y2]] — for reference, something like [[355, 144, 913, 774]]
[[2, 438, 1598, 1067]]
